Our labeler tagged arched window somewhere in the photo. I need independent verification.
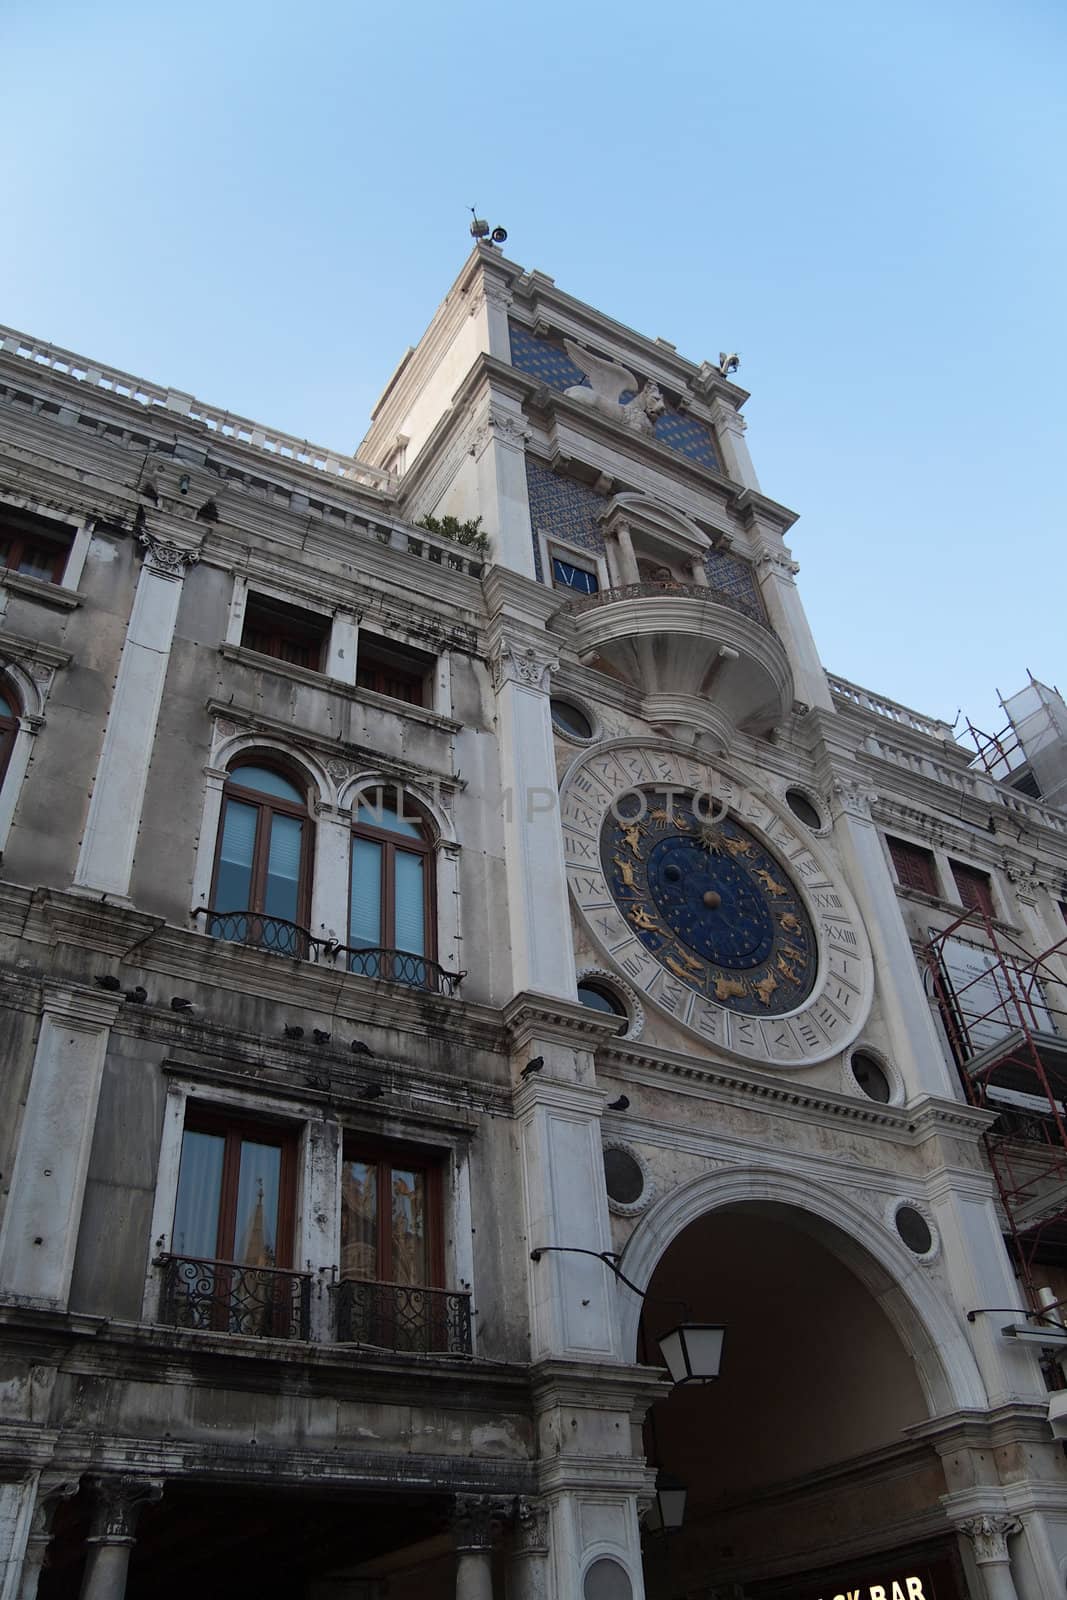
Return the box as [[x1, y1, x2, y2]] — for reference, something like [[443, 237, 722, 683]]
[[209, 760, 314, 956], [349, 789, 435, 986], [0, 681, 19, 789]]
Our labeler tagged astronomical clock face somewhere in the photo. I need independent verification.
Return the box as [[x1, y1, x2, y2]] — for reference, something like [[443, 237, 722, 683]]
[[561, 743, 873, 1067]]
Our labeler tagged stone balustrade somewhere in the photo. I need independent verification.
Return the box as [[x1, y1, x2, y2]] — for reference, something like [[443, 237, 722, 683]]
[[827, 672, 956, 740]]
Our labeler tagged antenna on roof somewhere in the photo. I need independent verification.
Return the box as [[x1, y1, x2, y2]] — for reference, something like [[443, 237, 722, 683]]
[[470, 207, 508, 248]]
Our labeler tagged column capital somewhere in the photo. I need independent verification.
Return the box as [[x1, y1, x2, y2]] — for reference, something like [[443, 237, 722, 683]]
[[512, 1496, 550, 1555], [85, 1476, 163, 1546], [489, 636, 558, 694], [29, 1475, 79, 1537], [956, 1512, 1021, 1564], [138, 530, 200, 579], [451, 1494, 510, 1553]]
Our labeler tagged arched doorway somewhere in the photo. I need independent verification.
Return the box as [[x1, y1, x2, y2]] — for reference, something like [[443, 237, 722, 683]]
[[623, 1177, 983, 1600]]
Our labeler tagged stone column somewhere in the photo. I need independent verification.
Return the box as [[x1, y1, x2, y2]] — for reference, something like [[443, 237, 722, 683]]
[[0, 1476, 35, 1600], [74, 531, 199, 897], [613, 523, 641, 587], [0, 985, 122, 1307], [79, 1478, 162, 1600], [956, 1515, 1022, 1600], [326, 609, 359, 685], [452, 1497, 500, 1600], [310, 803, 353, 947], [18, 1477, 79, 1600], [506, 1498, 549, 1600]]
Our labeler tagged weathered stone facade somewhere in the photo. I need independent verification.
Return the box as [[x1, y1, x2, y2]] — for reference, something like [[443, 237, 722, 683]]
[[1, 249, 1067, 1599]]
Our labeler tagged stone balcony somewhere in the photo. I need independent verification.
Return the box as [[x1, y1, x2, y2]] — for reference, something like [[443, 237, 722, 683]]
[[568, 580, 794, 750]]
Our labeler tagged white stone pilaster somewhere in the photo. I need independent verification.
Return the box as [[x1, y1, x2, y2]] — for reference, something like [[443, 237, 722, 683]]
[[301, 1116, 341, 1342], [473, 402, 536, 579], [0, 1476, 35, 1600], [744, 514, 833, 714], [0, 986, 121, 1308], [487, 617, 574, 1000], [15, 1475, 79, 1600], [74, 533, 198, 897], [825, 778, 957, 1097], [310, 804, 352, 946], [709, 399, 760, 491], [327, 609, 359, 686]]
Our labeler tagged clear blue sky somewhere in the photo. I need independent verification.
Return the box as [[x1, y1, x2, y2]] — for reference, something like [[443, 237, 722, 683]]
[[4, 0, 1064, 736]]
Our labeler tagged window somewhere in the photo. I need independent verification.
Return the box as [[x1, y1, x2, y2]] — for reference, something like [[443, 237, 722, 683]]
[[349, 790, 435, 983], [551, 698, 595, 740], [162, 1111, 307, 1338], [887, 836, 938, 897], [241, 593, 329, 671], [951, 861, 995, 919], [340, 1142, 442, 1288], [209, 761, 313, 954], [335, 1140, 468, 1352], [551, 555, 599, 595], [577, 979, 627, 1018], [0, 508, 75, 585], [0, 682, 18, 788], [356, 637, 431, 707]]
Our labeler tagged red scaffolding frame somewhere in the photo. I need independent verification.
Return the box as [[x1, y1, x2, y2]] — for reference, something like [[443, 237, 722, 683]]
[[924, 909, 1067, 1317]]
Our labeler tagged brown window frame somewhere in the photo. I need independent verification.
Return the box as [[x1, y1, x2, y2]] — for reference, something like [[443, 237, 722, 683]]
[[355, 638, 430, 707], [951, 861, 996, 920], [209, 759, 315, 927], [349, 791, 436, 961], [0, 511, 75, 585], [176, 1109, 299, 1269], [887, 836, 939, 897], [340, 1136, 445, 1288], [240, 592, 329, 673], [0, 682, 18, 788]]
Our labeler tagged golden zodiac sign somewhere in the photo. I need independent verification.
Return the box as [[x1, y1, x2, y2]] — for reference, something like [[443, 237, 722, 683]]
[[754, 972, 779, 1006], [698, 824, 722, 853], [755, 868, 787, 896], [622, 824, 644, 858], [669, 947, 704, 976], [776, 953, 801, 985], [714, 975, 748, 1001], [720, 835, 754, 859], [781, 941, 805, 963], [628, 905, 660, 932], [779, 912, 802, 933], [650, 807, 689, 828], [665, 955, 699, 982], [612, 855, 638, 889]]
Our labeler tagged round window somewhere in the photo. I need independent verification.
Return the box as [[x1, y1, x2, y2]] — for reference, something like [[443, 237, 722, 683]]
[[786, 788, 822, 830], [851, 1050, 892, 1103], [577, 980, 626, 1018], [896, 1205, 933, 1255], [603, 1147, 644, 1206], [551, 699, 594, 740], [584, 1558, 633, 1600]]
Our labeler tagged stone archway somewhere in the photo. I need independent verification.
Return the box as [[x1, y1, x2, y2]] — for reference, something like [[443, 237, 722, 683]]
[[618, 1167, 986, 1599]]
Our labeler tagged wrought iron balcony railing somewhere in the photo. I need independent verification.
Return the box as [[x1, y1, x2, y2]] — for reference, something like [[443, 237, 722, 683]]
[[567, 578, 771, 630], [156, 1253, 312, 1341], [333, 1277, 473, 1355], [195, 908, 464, 995]]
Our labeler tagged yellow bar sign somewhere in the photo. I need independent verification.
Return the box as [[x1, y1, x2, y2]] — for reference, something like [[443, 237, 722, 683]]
[[817, 1582, 927, 1600]]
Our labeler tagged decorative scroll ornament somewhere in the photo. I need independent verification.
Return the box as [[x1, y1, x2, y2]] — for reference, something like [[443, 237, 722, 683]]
[[958, 1513, 1022, 1563], [138, 530, 199, 577], [29, 1477, 79, 1539], [490, 638, 556, 693], [563, 339, 667, 437], [755, 547, 801, 579], [709, 398, 749, 436], [830, 778, 879, 821]]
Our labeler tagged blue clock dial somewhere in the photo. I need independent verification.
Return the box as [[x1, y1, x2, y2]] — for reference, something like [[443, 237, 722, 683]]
[[600, 788, 817, 1016]]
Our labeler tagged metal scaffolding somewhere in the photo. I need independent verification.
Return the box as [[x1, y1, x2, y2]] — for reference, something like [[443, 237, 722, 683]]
[[924, 909, 1067, 1317]]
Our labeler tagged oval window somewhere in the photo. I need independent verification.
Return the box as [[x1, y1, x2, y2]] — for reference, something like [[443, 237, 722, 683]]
[[851, 1051, 892, 1103], [551, 700, 594, 740], [603, 1147, 644, 1206], [786, 788, 822, 830], [896, 1205, 933, 1255], [577, 980, 626, 1018]]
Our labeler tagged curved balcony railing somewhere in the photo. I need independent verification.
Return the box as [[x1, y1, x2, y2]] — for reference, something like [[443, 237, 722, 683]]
[[568, 578, 771, 630], [156, 1253, 312, 1340], [194, 908, 464, 995], [333, 1277, 472, 1355]]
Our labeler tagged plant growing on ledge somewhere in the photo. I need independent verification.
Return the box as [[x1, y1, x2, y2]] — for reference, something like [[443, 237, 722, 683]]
[[415, 514, 490, 556]]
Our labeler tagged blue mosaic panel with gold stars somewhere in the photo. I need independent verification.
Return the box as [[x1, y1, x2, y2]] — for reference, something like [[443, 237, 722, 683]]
[[509, 322, 721, 472], [601, 788, 817, 1016]]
